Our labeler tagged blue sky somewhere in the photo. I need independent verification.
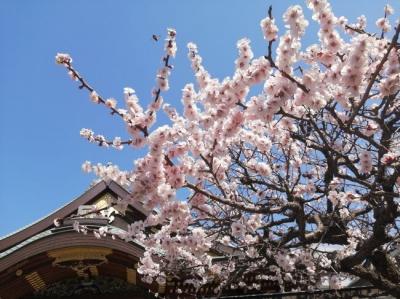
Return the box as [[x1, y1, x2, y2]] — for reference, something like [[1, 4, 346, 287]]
[[1, 0, 399, 236]]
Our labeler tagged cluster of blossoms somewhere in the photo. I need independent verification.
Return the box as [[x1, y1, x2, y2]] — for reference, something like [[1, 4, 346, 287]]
[[260, 15, 278, 41], [55, 53, 72, 65], [57, 1, 400, 297], [380, 47, 400, 97], [276, 5, 308, 73], [307, 0, 342, 53], [235, 38, 254, 70], [341, 36, 369, 97], [376, 4, 394, 33], [376, 17, 391, 33], [79, 128, 124, 150]]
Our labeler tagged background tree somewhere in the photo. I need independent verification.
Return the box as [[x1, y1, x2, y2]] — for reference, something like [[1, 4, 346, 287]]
[[56, 0, 400, 297]]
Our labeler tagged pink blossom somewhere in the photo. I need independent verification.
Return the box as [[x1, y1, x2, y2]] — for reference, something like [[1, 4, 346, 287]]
[[283, 5, 309, 38], [380, 74, 400, 97], [260, 17, 278, 41], [356, 15, 367, 30], [381, 152, 399, 165], [221, 235, 231, 246], [112, 137, 123, 150], [81, 161, 92, 173], [376, 17, 391, 32], [165, 28, 177, 57], [53, 218, 62, 227], [359, 150, 372, 174], [105, 98, 117, 109], [235, 38, 253, 70], [246, 247, 259, 258], [361, 121, 379, 137], [384, 4, 394, 16], [68, 70, 78, 81], [231, 221, 246, 238], [90, 91, 100, 103], [55, 53, 72, 65]]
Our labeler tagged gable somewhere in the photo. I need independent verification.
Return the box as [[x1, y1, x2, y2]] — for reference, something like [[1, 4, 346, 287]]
[[0, 180, 156, 299]]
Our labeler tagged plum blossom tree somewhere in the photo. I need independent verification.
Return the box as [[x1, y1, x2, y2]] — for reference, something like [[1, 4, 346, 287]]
[[56, 0, 400, 297]]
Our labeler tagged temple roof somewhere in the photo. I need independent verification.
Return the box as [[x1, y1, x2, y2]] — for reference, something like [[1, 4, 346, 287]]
[[0, 180, 156, 299]]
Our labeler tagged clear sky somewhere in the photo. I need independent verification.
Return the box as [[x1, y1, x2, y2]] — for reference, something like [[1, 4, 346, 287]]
[[1, 0, 399, 236]]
